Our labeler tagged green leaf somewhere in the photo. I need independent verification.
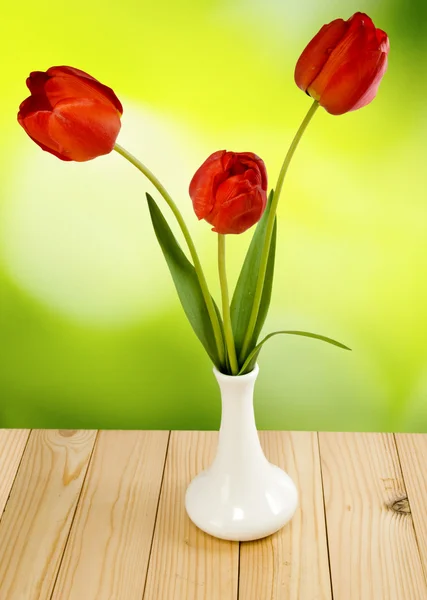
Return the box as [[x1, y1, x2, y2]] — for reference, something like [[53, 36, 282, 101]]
[[231, 190, 277, 359], [146, 193, 223, 368], [251, 217, 277, 350], [238, 330, 351, 375]]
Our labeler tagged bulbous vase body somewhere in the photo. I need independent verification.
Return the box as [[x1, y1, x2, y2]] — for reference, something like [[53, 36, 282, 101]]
[[185, 364, 298, 541]]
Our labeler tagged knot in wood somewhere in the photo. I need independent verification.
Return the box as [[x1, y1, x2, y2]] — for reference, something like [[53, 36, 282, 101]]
[[58, 430, 77, 437], [389, 496, 411, 514]]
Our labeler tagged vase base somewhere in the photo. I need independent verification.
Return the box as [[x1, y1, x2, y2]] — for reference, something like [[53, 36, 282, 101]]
[[185, 462, 298, 542]]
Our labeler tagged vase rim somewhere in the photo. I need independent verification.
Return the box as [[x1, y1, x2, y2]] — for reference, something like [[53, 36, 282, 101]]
[[213, 363, 259, 382]]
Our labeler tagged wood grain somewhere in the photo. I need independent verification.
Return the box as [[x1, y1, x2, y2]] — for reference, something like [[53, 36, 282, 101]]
[[1, 430, 427, 600], [0, 429, 97, 600], [51, 430, 170, 600], [143, 431, 239, 600], [239, 431, 332, 600], [395, 433, 427, 580], [319, 432, 427, 600], [0, 429, 30, 519]]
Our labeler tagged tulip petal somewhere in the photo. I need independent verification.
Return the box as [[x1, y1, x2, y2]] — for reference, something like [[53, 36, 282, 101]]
[[48, 99, 122, 161], [294, 18, 349, 92], [211, 189, 266, 235], [18, 93, 53, 119], [222, 152, 267, 192], [236, 153, 268, 190], [189, 150, 226, 220], [222, 151, 243, 174], [17, 108, 65, 158], [26, 71, 50, 96], [44, 68, 123, 114], [376, 28, 390, 52], [308, 15, 367, 100], [314, 49, 388, 115], [48, 66, 100, 79], [345, 52, 388, 112], [215, 172, 258, 204]]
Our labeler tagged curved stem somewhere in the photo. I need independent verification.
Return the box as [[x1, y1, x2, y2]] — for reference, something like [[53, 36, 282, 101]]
[[114, 143, 225, 366], [239, 100, 319, 363], [218, 234, 239, 375]]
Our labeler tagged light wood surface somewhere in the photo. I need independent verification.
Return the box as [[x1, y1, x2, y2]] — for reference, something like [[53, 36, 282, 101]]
[[0, 430, 96, 600], [144, 431, 239, 600], [395, 434, 427, 579], [239, 432, 332, 600], [0, 429, 30, 517], [319, 432, 427, 600], [0, 430, 426, 600], [51, 430, 169, 600]]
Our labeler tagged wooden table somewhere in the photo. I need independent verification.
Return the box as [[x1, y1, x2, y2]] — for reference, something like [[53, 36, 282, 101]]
[[0, 430, 426, 599]]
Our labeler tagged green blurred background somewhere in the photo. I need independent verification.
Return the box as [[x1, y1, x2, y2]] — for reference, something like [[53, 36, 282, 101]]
[[1, 0, 426, 431]]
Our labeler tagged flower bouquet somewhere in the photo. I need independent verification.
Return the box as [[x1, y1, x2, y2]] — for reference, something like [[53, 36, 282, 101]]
[[17, 12, 389, 540]]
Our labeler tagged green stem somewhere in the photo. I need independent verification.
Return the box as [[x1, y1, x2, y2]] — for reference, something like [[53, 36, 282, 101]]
[[217, 234, 239, 375], [114, 143, 225, 366], [239, 100, 319, 363]]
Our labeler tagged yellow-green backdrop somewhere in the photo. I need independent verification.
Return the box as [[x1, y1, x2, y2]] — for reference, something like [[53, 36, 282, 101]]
[[1, 0, 426, 431]]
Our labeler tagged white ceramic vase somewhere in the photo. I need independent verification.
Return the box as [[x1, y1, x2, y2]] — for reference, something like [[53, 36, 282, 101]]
[[185, 364, 298, 541]]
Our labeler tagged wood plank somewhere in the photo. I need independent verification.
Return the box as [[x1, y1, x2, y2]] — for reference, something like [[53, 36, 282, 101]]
[[143, 431, 239, 600], [395, 433, 427, 579], [51, 430, 170, 600], [239, 431, 332, 600], [319, 432, 427, 600], [0, 429, 97, 600], [0, 429, 30, 519]]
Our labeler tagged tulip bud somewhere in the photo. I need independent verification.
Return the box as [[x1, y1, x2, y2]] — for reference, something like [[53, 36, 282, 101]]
[[189, 151, 268, 235], [295, 12, 389, 115], [18, 66, 123, 161]]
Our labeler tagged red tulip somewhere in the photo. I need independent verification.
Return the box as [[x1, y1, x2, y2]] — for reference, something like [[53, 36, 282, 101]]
[[295, 12, 389, 115], [17, 66, 123, 161], [189, 151, 268, 235]]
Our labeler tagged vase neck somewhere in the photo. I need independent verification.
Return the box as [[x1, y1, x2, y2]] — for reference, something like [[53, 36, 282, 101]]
[[212, 365, 267, 468]]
